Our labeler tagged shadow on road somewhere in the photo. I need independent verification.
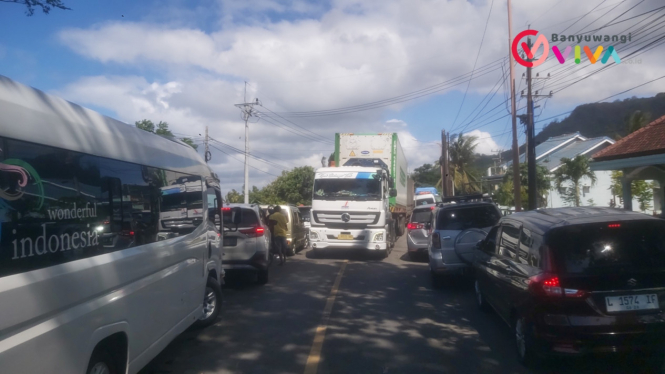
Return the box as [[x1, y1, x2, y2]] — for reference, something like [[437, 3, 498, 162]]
[[139, 244, 663, 374]]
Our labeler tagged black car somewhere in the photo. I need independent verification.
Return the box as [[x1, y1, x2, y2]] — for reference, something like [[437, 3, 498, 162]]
[[474, 207, 665, 366]]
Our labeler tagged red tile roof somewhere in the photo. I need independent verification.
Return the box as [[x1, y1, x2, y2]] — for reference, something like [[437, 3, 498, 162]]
[[592, 114, 665, 161]]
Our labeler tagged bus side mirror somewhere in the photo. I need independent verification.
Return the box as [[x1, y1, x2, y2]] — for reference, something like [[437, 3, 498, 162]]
[[389, 189, 397, 197]]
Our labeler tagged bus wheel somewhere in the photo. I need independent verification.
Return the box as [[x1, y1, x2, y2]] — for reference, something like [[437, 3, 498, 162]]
[[195, 277, 222, 328], [87, 348, 117, 374]]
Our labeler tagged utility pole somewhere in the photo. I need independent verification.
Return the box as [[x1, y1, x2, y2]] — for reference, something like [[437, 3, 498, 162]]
[[204, 125, 211, 163], [525, 36, 537, 211], [522, 58, 552, 210], [446, 132, 453, 196], [507, 0, 522, 211], [441, 130, 448, 197], [235, 83, 260, 204]]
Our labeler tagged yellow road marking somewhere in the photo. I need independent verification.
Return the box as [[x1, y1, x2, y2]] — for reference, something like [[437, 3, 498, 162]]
[[304, 260, 348, 374]]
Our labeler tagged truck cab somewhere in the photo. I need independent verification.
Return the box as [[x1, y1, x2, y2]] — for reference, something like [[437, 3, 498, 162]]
[[309, 166, 396, 255]]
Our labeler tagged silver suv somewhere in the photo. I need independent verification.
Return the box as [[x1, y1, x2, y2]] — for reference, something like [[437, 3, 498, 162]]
[[428, 201, 501, 287], [222, 204, 272, 284]]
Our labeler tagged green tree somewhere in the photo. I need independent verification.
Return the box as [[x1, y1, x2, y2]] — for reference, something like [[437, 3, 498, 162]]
[[633, 180, 654, 213], [180, 137, 199, 151], [411, 162, 442, 193], [270, 166, 316, 205], [3, 0, 70, 15], [499, 163, 550, 209], [155, 121, 174, 136], [553, 156, 597, 207], [448, 134, 479, 194], [135, 119, 198, 150], [608, 171, 655, 211], [627, 110, 651, 134], [328, 152, 335, 166], [135, 119, 155, 133], [225, 189, 243, 203]]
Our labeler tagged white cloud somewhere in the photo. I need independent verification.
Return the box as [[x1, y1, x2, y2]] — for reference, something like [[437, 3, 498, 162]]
[[51, 0, 665, 190], [464, 129, 501, 155]]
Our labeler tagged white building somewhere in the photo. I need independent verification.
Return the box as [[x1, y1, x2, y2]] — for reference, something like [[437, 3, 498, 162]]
[[486, 132, 648, 209]]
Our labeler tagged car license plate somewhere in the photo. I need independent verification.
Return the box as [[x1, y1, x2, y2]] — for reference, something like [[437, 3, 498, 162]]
[[223, 237, 237, 247], [605, 294, 659, 312], [337, 234, 354, 240]]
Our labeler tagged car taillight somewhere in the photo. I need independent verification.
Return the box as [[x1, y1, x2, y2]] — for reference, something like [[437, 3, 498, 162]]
[[431, 232, 441, 249], [240, 227, 265, 238], [529, 273, 586, 298], [407, 223, 424, 230], [222, 207, 231, 212]]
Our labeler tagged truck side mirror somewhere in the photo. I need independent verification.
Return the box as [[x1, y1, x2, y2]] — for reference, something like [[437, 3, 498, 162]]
[[389, 189, 397, 197]]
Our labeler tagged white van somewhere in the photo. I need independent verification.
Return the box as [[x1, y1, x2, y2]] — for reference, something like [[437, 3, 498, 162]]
[[0, 75, 236, 374]]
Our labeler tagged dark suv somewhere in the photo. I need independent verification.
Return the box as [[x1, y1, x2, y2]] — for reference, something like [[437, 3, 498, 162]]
[[474, 207, 665, 366]]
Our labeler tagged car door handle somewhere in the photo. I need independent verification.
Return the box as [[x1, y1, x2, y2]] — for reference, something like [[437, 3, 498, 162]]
[[441, 236, 451, 241]]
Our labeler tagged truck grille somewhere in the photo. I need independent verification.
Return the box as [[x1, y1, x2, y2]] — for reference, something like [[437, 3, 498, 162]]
[[327, 235, 366, 240], [313, 211, 380, 225]]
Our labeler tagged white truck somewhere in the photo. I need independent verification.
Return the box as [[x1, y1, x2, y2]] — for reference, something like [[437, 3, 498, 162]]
[[309, 133, 413, 256]]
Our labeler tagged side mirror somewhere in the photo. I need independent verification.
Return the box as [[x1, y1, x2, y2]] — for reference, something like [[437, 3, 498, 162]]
[[389, 189, 397, 197], [231, 207, 242, 225], [207, 207, 218, 222]]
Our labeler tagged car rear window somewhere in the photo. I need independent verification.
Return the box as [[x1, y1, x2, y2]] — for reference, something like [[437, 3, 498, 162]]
[[548, 221, 665, 274], [436, 205, 500, 231], [411, 209, 432, 223], [416, 198, 434, 206], [223, 208, 259, 227]]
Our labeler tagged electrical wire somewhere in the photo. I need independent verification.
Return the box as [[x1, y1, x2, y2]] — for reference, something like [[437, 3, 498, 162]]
[[450, 0, 495, 129]]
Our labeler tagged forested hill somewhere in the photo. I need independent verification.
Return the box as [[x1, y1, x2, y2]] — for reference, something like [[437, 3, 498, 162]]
[[535, 93, 665, 143]]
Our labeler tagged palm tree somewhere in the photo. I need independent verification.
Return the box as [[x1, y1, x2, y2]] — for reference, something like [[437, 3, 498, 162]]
[[553, 156, 597, 207], [446, 134, 479, 194], [627, 110, 651, 134]]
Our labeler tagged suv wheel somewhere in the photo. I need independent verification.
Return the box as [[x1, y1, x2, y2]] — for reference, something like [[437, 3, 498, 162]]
[[515, 316, 540, 367], [475, 280, 490, 312]]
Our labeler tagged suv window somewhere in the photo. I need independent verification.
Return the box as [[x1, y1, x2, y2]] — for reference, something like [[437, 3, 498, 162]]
[[411, 208, 433, 223], [548, 220, 665, 274], [224, 208, 259, 227], [416, 198, 435, 206], [436, 205, 501, 231], [499, 222, 520, 259]]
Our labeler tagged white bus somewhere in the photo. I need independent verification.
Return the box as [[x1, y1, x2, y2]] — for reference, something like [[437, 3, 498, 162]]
[[0, 75, 237, 374]]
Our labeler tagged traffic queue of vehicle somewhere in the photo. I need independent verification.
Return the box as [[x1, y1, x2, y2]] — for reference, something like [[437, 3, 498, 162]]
[[405, 191, 665, 368]]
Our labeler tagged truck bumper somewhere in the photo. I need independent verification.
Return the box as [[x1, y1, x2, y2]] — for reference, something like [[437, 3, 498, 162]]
[[309, 228, 387, 250]]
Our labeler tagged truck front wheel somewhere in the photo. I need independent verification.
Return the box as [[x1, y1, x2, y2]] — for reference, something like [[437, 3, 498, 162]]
[[395, 216, 405, 237]]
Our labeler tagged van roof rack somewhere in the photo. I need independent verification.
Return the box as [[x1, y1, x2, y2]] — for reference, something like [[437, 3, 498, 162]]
[[441, 193, 493, 204]]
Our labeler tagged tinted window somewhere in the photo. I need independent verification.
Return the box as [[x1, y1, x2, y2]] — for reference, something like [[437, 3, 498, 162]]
[[411, 209, 432, 223], [517, 227, 531, 263], [224, 208, 259, 227], [549, 221, 665, 274], [313, 178, 381, 200], [436, 206, 500, 231], [416, 198, 435, 206], [499, 223, 520, 259], [0, 137, 207, 277]]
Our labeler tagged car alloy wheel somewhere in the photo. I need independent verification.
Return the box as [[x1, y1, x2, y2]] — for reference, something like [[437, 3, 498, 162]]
[[89, 362, 111, 374], [514, 316, 539, 367]]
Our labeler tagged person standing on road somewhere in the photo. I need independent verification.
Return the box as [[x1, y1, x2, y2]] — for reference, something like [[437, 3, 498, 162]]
[[269, 206, 288, 265]]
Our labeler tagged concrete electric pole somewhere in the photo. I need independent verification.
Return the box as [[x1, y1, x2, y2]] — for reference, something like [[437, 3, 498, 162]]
[[507, 0, 522, 212], [523, 39, 553, 210], [235, 84, 260, 204]]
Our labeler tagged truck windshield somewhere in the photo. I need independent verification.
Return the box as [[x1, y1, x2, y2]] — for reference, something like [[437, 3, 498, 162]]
[[313, 178, 381, 200]]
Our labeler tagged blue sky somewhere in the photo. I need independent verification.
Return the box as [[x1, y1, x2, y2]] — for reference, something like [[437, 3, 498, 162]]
[[1, 0, 663, 191]]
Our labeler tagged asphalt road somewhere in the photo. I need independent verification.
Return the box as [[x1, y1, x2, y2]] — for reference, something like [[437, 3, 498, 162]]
[[140, 236, 662, 374]]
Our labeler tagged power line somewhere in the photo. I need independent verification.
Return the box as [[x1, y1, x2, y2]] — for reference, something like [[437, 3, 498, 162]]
[[450, 0, 496, 129]]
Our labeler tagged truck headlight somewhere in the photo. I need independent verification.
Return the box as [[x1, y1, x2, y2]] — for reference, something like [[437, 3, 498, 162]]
[[310, 232, 319, 240], [373, 232, 384, 242]]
